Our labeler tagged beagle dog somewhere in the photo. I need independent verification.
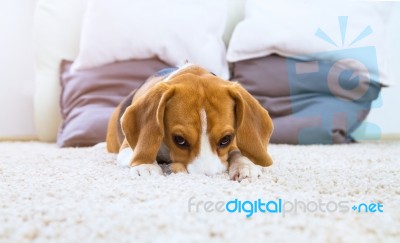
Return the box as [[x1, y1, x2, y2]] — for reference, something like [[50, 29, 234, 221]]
[[106, 64, 273, 181]]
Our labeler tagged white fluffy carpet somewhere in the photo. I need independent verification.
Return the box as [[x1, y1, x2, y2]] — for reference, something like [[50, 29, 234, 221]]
[[1, 141, 399, 243]]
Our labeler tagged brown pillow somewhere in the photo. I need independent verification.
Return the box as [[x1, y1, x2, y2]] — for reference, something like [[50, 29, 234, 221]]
[[58, 58, 170, 147], [231, 55, 381, 144]]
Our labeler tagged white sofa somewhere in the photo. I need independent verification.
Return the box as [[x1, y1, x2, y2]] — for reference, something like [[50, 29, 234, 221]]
[[1, 0, 399, 141]]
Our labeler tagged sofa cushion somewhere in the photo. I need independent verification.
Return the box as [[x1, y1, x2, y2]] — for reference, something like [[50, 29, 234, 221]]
[[72, 0, 229, 79], [227, 0, 394, 85]]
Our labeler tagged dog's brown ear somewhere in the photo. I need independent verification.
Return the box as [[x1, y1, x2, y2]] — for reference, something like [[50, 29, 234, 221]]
[[228, 83, 274, 166], [121, 83, 174, 166]]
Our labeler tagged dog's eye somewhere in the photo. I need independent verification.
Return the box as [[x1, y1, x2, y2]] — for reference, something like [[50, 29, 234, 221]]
[[173, 135, 189, 148], [218, 135, 232, 148]]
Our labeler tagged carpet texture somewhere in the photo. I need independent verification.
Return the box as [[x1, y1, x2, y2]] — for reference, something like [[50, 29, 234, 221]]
[[0, 141, 399, 243]]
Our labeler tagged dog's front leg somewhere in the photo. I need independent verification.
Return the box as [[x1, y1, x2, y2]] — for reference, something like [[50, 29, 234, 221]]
[[228, 150, 263, 182], [170, 163, 188, 174], [117, 146, 163, 176]]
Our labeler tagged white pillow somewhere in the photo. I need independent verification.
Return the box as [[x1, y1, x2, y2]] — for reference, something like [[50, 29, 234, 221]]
[[72, 0, 229, 79], [227, 0, 394, 85]]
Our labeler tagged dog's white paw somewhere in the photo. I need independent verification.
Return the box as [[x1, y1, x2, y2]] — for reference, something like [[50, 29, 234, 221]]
[[117, 148, 134, 167], [229, 156, 262, 182], [129, 163, 163, 177]]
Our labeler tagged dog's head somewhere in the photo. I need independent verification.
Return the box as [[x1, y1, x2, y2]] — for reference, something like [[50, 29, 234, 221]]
[[121, 65, 273, 175]]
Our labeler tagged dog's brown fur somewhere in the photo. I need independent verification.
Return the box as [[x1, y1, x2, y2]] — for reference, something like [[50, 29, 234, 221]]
[[106, 65, 273, 172]]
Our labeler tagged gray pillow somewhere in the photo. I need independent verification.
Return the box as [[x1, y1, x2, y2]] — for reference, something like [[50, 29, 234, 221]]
[[58, 58, 169, 147], [231, 55, 381, 144]]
